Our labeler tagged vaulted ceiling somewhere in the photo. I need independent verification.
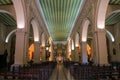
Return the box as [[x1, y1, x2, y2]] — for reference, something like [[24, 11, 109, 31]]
[[39, 0, 83, 42], [0, 13, 16, 26], [39, 0, 120, 42], [109, 0, 120, 5], [0, 0, 12, 5], [0, 0, 120, 41], [105, 0, 120, 26], [106, 11, 120, 26], [0, 0, 16, 27]]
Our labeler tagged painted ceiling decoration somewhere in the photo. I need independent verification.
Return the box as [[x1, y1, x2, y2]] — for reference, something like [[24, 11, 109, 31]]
[[0, 0, 12, 5], [39, 0, 83, 42]]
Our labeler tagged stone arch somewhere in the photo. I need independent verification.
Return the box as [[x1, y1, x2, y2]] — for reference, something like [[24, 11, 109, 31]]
[[28, 19, 40, 61], [12, 0, 25, 29], [81, 18, 90, 64], [0, 9, 16, 46], [31, 19, 40, 42], [97, 0, 109, 29], [93, 0, 109, 65], [106, 30, 115, 42], [5, 29, 17, 43], [106, 30, 115, 62], [0, 10, 13, 16], [5, 29, 16, 64], [0, 10, 17, 65], [105, 10, 120, 63], [81, 18, 90, 42]]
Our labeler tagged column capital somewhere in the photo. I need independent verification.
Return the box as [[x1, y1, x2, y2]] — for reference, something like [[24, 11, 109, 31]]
[[94, 29, 106, 34], [34, 41, 40, 44], [16, 29, 27, 36], [16, 28, 26, 33]]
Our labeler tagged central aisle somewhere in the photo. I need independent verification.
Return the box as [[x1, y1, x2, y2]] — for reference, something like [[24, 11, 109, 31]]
[[49, 64, 75, 80]]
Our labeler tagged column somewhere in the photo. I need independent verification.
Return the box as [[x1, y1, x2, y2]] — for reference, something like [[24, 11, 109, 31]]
[[75, 47, 80, 62], [14, 29, 27, 65], [81, 42, 88, 64], [49, 45, 53, 61], [71, 50, 75, 61], [34, 41, 40, 63], [42, 47, 46, 62], [6, 43, 10, 64], [40, 46, 43, 62], [24, 32, 29, 64], [93, 29, 108, 65]]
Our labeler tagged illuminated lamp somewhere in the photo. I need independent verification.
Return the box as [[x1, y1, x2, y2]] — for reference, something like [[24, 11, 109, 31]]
[[45, 42, 50, 50]]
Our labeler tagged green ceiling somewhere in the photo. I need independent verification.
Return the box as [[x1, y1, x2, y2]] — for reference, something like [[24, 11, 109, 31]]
[[109, 0, 120, 5], [0, 0, 12, 5], [0, 0, 16, 26], [39, 0, 83, 41], [0, 0, 16, 27], [0, 13, 16, 26], [105, 11, 120, 26], [105, 0, 120, 26]]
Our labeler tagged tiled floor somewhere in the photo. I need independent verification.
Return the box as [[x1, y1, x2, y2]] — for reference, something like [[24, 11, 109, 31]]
[[49, 63, 75, 80]]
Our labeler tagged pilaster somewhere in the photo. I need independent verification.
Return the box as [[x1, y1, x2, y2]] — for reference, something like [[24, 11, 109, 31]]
[[71, 50, 75, 61], [81, 42, 88, 64], [74, 47, 80, 62]]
